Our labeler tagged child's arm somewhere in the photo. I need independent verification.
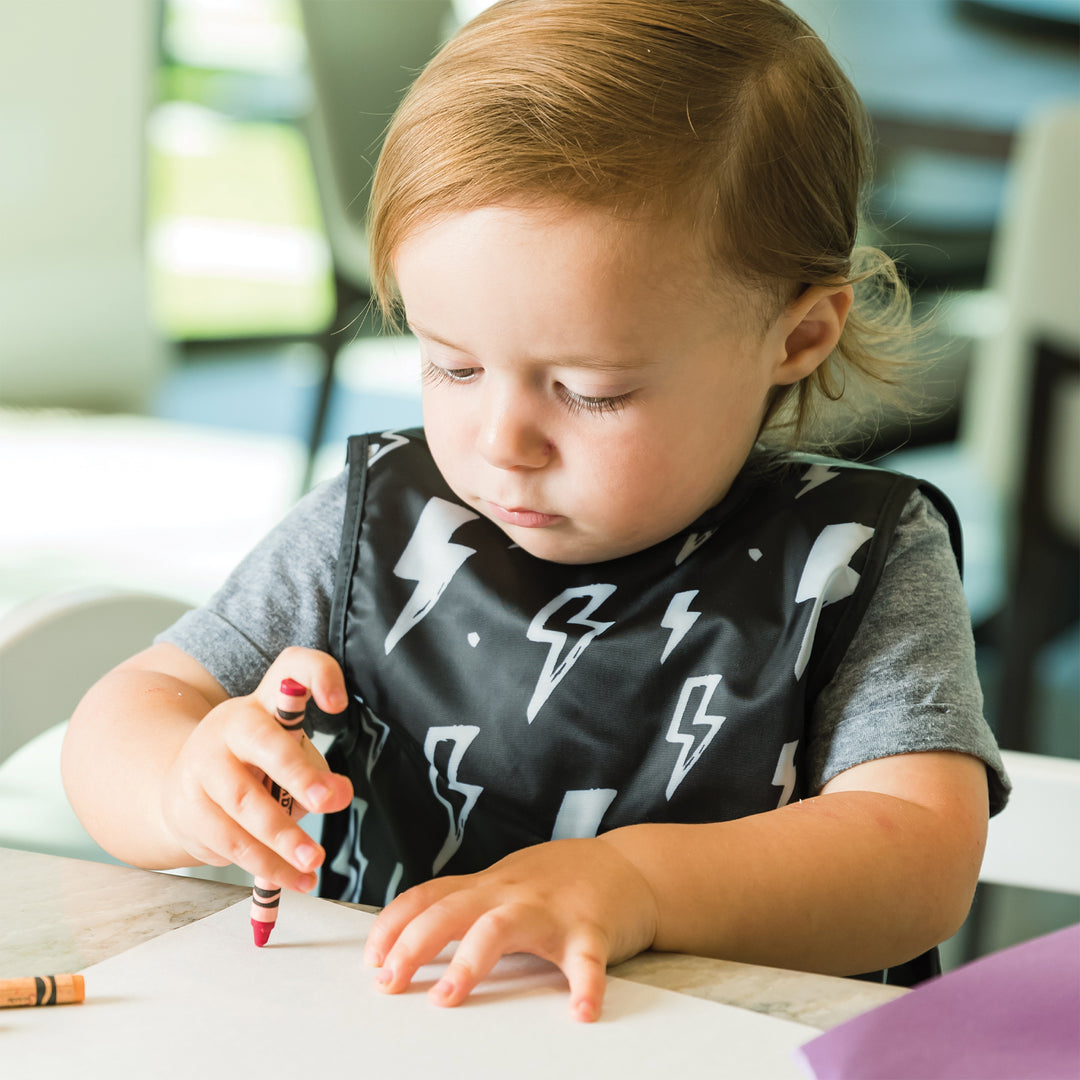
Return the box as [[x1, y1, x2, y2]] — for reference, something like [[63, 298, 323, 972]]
[[61, 643, 354, 891], [364, 749, 987, 1022]]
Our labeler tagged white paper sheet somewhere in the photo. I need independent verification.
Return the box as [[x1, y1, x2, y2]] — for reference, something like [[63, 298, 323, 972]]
[[3, 892, 817, 1078]]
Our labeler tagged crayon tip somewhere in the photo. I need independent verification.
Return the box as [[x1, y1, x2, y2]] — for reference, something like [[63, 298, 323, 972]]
[[280, 678, 307, 697], [252, 919, 274, 947]]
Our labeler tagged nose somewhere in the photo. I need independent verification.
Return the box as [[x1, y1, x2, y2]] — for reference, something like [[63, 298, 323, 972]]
[[477, 384, 553, 470]]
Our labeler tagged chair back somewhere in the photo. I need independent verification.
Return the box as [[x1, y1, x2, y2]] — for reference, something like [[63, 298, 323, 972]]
[[0, 588, 192, 765], [960, 103, 1080, 517], [980, 750, 1080, 895], [299, 0, 454, 290], [0, 0, 168, 409]]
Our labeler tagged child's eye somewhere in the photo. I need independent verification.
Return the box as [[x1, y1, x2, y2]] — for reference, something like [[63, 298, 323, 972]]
[[559, 385, 634, 417], [421, 361, 479, 386]]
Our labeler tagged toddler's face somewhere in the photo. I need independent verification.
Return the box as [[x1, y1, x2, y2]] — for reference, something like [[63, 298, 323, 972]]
[[394, 203, 790, 564]]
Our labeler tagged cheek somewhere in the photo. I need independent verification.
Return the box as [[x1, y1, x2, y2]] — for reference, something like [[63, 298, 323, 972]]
[[579, 430, 665, 503], [421, 388, 462, 439], [420, 391, 440, 435], [420, 394, 463, 472]]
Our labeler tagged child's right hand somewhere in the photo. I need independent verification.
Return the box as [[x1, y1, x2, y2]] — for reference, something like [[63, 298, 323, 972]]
[[159, 647, 354, 892]]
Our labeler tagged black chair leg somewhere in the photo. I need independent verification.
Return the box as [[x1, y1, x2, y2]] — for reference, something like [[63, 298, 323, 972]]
[[300, 275, 376, 494]]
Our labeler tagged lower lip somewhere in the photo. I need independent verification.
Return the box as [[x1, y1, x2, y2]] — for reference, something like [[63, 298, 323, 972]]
[[485, 502, 562, 529]]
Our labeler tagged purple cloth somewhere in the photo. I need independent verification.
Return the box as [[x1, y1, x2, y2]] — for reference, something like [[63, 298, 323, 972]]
[[797, 923, 1080, 1079]]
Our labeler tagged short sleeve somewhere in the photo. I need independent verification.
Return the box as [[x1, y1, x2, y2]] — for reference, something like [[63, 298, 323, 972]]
[[806, 488, 1010, 815], [156, 467, 348, 697]]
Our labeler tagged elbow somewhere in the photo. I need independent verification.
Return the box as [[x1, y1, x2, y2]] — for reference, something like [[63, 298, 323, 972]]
[[917, 798, 988, 949], [937, 827, 987, 944], [60, 690, 94, 818]]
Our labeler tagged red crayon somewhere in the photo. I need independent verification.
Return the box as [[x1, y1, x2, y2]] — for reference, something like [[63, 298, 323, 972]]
[[251, 677, 310, 947]]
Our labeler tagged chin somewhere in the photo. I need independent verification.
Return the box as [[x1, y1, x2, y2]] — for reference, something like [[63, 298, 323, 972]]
[[500, 529, 633, 566]]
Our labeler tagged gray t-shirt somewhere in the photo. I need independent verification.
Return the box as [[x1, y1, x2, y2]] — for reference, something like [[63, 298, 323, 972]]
[[159, 465, 1010, 813]]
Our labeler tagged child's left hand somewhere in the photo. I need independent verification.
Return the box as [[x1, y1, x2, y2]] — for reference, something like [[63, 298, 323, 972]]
[[362, 837, 659, 1022]]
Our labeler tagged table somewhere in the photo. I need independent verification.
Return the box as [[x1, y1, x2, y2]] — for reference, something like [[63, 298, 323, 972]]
[[0, 846, 906, 1032]]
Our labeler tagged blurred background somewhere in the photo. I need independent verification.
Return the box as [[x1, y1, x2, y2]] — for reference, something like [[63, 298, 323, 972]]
[[0, 0, 1077, 969]]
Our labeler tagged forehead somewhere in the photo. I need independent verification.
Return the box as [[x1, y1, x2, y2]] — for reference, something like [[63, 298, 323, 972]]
[[393, 202, 752, 326], [392, 204, 788, 380]]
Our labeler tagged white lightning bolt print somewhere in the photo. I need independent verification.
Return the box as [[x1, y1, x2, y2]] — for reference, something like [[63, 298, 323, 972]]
[[660, 589, 702, 664], [675, 528, 717, 566], [665, 674, 726, 800], [357, 698, 390, 780], [384, 862, 404, 907], [793, 522, 875, 679], [425, 725, 484, 874], [384, 497, 480, 654], [551, 788, 618, 840], [328, 797, 369, 902], [367, 429, 410, 467], [772, 740, 799, 808], [796, 463, 841, 499], [525, 584, 617, 723]]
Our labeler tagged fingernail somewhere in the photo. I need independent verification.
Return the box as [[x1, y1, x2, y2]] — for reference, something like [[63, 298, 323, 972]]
[[374, 968, 392, 987], [296, 872, 318, 893], [364, 946, 382, 967], [296, 842, 319, 870], [574, 1000, 598, 1023], [306, 781, 331, 806], [431, 979, 452, 1004]]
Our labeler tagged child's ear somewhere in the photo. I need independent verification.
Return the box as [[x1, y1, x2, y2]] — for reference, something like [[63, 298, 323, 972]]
[[772, 284, 853, 386]]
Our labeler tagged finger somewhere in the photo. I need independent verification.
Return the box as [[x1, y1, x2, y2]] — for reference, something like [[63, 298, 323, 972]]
[[261, 647, 348, 717], [364, 877, 463, 967], [223, 698, 352, 816], [199, 740, 327, 880], [560, 934, 609, 1023], [428, 907, 527, 1008], [374, 891, 483, 993], [174, 784, 319, 892], [429, 915, 610, 1019], [292, 737, 354, 816]]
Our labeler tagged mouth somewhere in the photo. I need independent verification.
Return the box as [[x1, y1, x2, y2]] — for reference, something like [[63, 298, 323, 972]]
[[484, 501, 562, 529]]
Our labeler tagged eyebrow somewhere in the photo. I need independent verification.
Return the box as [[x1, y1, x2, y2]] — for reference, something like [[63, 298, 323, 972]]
[[406, 321, 656, 372]]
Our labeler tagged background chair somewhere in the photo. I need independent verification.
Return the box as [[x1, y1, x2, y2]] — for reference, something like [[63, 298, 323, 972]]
[[0, 588, 244, 884], [955, 103, 1079, 753], [0, 1, 170, 410], [0, 588, 192, 861], [980, 749, 1080, 897], [0, 587, 314, 887], [296, 0, 454, 487], [993, 340, 1079, 752], [961, 747, 1080, 961], [885, 102, 1080, 748], [959, 103, 1080, 567]]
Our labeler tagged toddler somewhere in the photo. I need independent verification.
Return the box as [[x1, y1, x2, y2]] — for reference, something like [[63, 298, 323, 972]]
[[64, 0, 1008, 1023]]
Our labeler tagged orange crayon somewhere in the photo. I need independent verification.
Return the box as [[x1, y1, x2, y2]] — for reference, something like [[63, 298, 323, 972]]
[[251, 677, 310, 947], [0, 974, 85, 1008]]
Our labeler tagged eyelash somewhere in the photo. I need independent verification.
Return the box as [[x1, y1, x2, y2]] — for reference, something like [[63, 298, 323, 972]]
[[420, 361, 633, 417]]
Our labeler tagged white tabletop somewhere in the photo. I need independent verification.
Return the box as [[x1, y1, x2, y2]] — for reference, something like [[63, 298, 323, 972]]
[[0, 846, 906, 1031]]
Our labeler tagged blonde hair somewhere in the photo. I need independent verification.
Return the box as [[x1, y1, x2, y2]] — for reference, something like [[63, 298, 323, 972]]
[[369, 0, 922, 450]]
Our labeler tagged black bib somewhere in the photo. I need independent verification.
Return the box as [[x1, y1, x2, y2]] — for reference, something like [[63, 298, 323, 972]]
[[314, 429, 959, 913]]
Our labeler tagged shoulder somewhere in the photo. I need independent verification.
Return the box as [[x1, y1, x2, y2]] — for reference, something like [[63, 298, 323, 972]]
[[155, 467, 351, 697], [751, 451, 960, 564], [885, 485, 959, 572], [743, 450, 925, 512], [289, 462, 350, 532]]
